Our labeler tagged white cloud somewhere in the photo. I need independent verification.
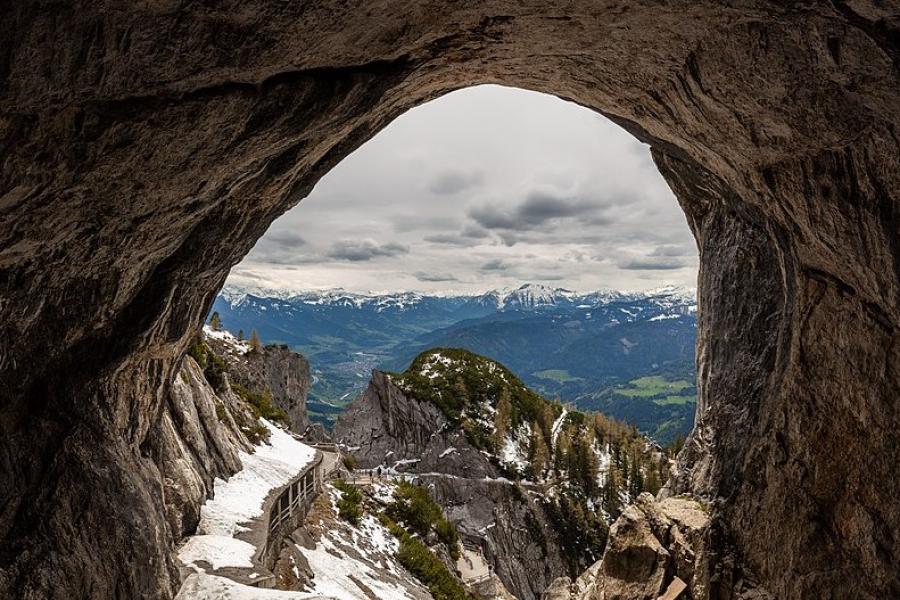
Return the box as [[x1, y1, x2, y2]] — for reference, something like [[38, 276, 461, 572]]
[[230, 85, 696, 293]]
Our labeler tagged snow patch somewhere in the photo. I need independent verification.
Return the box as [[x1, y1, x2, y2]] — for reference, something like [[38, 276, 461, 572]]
[[177, 421, 316, 572], [649, 313, 681, 321], [551, 408, 569, 447], [203, 325, 250, 355]]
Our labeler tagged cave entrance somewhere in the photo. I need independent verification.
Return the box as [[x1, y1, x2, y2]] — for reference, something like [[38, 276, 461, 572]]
[[3, 5, 898, 599], [217, 84, 699, 447], [202, 85, 701, 598]]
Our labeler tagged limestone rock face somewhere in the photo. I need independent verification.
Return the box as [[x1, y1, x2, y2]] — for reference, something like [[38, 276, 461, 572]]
[[543, 578, 577, 600], [335, 370, 570, 600], [427, 475, 571, 600], [584, 494, 710, 600], [1, 2, 899, 599], [206, 336, 312, 433], [334, 370, 496, 478], [150, 356, 253, 539]]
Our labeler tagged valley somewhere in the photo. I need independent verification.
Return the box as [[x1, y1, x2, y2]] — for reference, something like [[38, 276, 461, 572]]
[[212, 283, 697, 444]]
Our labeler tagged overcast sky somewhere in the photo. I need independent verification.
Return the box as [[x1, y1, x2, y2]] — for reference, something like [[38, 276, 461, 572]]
[[227, 85, 698, 294]]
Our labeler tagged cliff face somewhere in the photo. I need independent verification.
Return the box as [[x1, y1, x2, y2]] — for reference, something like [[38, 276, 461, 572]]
[[427, 475, 570, 600], [2, 3, 899, 599], [335, 368, 581, 600], [335, 369, 497, 478], [150, 356, 254, 539], [205, 332, 312, 434]]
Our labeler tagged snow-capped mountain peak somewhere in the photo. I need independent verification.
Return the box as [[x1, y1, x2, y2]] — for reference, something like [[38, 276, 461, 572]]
[[218, 282, 697, 313]]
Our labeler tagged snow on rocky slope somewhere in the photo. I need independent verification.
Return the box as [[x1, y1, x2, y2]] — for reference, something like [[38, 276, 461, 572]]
[[176, 420, 317, 596], [177, 481, 433, 600]]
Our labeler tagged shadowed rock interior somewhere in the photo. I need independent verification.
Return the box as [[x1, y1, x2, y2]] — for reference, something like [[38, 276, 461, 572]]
[[1, 2, 898, 598]]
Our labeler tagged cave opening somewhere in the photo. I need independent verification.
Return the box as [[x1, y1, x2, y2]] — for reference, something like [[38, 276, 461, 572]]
[[2, 5, 898, 599], [192, 85, 702, 598], [219, 84, 700, 446]]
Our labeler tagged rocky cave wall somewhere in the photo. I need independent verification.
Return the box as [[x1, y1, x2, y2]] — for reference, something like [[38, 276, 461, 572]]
[[1, 2, 898, 599]]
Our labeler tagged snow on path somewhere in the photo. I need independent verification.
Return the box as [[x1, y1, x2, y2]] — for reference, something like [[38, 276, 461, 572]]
[[178, 420, 316, 573], [177, 487, 424, 600], [177, 574, 333, 599]]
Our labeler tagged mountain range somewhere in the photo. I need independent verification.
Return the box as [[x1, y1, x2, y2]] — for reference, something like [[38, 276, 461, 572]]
[[210, 283, 698, 443]]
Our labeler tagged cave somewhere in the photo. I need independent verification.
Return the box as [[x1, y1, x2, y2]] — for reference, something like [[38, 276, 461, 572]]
[[1, 2, 898, 599]]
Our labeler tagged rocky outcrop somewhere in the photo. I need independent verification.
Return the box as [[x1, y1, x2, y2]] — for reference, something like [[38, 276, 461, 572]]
[[150, 356, 253, 539], [335, 369, 496, 477], [335, 370, 571, 600], [206, 334, 312, 434], [428, 475, 571, 600], [550, 494, 712, 600], [541, 494, 710, 600], [2, 3, 899, 599]]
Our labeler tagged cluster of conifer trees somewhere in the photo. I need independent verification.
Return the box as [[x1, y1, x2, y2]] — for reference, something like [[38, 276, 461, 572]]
[[521, 401, 669, 520]]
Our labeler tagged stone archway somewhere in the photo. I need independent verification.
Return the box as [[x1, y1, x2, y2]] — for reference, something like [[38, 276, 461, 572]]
[[1, 2, 898, 598]]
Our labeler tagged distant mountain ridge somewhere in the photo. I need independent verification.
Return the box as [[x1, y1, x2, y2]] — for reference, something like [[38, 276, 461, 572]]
[[210, 282, 698, 443], [220, 282, 696, 311]]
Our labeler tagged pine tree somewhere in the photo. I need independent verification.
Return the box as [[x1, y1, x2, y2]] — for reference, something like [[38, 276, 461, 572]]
[[577, 429, 599, 495], [493, 387, 512, 452], [248, 329, 262, 354], [452, 376, 470, 414], [645, 463, 662, 496], [602, 467, 623, 518], [540, 403, 556, 442], [530, 421, 550, 480], [554, 429, 572, 475], [629, 448, 644, 498], [209, 311, 222, 331], [237, 329, 244, 341]]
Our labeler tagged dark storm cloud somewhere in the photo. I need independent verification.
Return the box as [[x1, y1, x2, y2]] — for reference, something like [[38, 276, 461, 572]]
[[414, 271, 459, 282], [264, 231, 307, 247], [481, 259, 511, 271], [531, 272, 569, 281], [461, 224, 490, 239], [618, 257, 687, 270], [467, 190, 610, 232], [326, 240, 409, 262], [428, 169, 485, 195], [424, 233, 471, 246], [517, 191, 592, 222]]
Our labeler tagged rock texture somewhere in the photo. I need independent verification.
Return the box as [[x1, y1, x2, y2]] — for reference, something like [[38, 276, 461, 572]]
[[335, 369, 497, 478], [335, 370, 571, 600], [549, 494, 711, 600], [541, 561, 601, 600], [206, 335, 312, 433], [428, 475, 571, 600], [151, 356, 253, 539], [590, 494, 710, 600], [1, 2, 899, 599]]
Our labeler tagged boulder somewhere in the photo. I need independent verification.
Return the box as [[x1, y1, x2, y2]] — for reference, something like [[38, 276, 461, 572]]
[[587, 494, 709, 600]]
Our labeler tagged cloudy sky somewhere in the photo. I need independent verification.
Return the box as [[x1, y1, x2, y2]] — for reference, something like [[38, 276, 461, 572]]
[[227, 85, 698, 294]]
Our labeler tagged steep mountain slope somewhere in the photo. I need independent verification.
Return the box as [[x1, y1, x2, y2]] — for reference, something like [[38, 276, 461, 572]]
[[334, 349, 671, 600], [203, 327, 313, 435], [157, 327, 318, 555], [212, 284, 697, 442]]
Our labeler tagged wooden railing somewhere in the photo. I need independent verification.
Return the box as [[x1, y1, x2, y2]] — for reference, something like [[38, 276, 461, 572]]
[[258, 452, 324, 572], [267, 455, 321, 533]]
